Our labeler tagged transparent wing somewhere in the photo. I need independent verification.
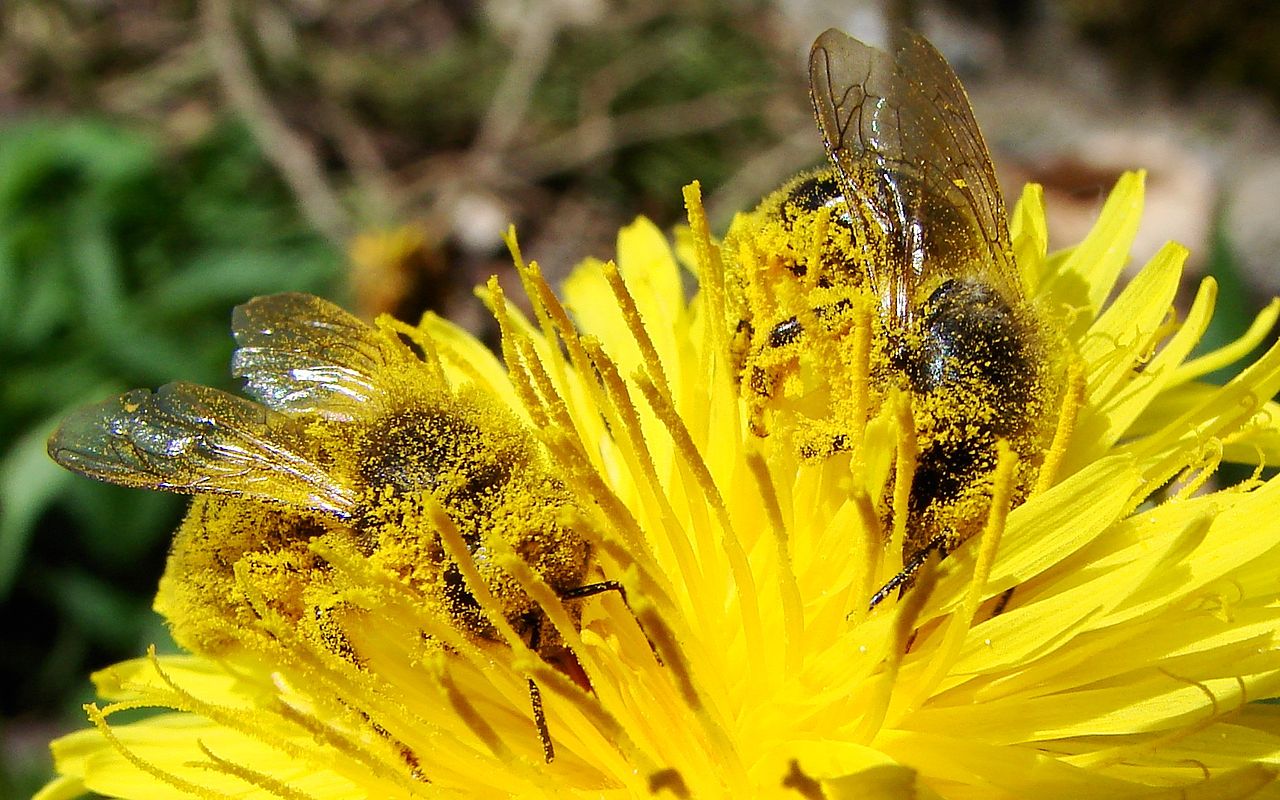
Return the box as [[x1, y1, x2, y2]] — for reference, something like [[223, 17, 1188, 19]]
[[48, 382, 357, 517], [231, 293, 398, 420], [809, 28, 1017, 322]]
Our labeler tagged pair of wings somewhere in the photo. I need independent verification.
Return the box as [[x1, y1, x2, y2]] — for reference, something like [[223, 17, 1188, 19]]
[[47, 294, 411, 518], [809, 28, 1017, 322]]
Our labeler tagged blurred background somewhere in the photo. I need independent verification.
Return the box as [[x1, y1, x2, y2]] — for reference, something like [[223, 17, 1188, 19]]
[[3, 0, 1278, 794]]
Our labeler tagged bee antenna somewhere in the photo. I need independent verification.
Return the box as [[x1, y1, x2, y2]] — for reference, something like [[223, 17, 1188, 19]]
[[560, 581, 662, 665]]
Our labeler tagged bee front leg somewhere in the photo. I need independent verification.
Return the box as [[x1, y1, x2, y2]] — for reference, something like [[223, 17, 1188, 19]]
[[522, 612, 555, 763], [868, 536, 948, 611], [561, 581, 662, 664], [559, 580, 626, 602]]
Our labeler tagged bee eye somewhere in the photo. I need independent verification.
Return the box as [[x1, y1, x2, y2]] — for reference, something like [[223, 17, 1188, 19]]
[[780, 174, 854, 231], [784, 174, 844, 214], [769, 317, 803, 347]]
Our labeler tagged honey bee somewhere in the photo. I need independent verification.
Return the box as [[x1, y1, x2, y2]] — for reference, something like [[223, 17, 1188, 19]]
[[47, 292, 616, 761], [727, 29, 1065, 606]]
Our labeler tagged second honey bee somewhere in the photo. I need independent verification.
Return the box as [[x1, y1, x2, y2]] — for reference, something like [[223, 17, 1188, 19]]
[[47, 292, 617, 761], [726, 29, 1067, 603]]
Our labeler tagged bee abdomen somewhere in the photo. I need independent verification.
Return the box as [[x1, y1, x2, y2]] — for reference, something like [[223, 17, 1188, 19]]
[[908, 433, 997, 515], [907, 278, 1040, 435]]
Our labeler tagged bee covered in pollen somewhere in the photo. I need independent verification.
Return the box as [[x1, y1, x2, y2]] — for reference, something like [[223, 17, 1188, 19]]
[[47, 293, 620, 761], [725, 29, 1069, 605]]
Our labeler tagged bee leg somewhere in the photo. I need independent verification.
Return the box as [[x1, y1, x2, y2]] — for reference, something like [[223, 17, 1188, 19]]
[[522, 613, 555, 763], [991, 586, 1016, 616], [559, 579, 625, 602], [527, 679, 553, 763], [868, 536, 948, 611], [560, 581, 663, 665]]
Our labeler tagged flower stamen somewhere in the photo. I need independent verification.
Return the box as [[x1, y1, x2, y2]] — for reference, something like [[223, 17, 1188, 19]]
[[578, 337, 700, 589], [439, 664, 515, 763], [380, 315, 449, 388], [193, 742, 317, 800], [84, 704, 224, 800], [908, 442, 1017, 711], [486, 277, 552, 429], [746, 448, 805, 674], [681, 182, 730, 378], [1036, 361, 1085, 494], [856, 555, 937, 744], [634, 376, 766, 668], [602, 261, 674, 402], [889, 394, 920, 572], [843, 489, 885, 625]]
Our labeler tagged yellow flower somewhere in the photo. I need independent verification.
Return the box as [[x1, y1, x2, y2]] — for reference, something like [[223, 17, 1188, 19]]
[[39, 171, 1280, 800]]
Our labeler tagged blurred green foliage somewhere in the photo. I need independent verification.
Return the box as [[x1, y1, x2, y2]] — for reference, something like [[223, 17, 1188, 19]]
[[0, 117, 340, 795]]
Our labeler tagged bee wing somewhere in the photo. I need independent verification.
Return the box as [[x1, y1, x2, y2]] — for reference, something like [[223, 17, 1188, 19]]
[[809, 29, 1017, 323], [48, 382, 358, 517], [231, 293, 398, 420]]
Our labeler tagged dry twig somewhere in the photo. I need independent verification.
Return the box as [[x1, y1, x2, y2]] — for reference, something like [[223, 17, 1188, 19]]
[[200, 0, 353, 247]]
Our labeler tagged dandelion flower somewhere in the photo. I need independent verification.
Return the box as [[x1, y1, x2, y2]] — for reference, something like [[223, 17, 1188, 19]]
[[38, 168, 1280, 800], [40, 30, 1280, 800]]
